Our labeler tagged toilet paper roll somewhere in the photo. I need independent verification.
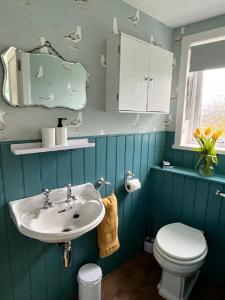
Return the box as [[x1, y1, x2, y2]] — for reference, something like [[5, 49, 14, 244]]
[[41, 128, 56, 148], [125, 178, 141, 193]]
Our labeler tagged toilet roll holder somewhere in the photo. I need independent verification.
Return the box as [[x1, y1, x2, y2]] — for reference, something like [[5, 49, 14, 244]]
[[126, 171, 135, 179], [125, 171, 141, 193], [125, 171, 140, 193], [95, 172, 137, 195]]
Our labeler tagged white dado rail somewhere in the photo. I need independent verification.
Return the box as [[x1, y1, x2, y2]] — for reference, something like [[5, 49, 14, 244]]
[[10, 139, 95, 155]]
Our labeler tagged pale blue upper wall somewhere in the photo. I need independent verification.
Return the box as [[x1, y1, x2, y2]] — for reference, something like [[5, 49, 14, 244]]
[[0, 0, 172, 141], [169, 14, 225, 132]]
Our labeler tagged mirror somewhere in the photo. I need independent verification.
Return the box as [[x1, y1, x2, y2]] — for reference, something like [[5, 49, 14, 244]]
[[1, 47, 88, 110]]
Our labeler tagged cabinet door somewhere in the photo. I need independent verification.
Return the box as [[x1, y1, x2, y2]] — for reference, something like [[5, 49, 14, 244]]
[[147, 45, 173, 113], [119, 34, 150, 112]]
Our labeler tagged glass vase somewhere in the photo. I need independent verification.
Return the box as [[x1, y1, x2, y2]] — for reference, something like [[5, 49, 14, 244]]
[[198, 163, 215, 177]]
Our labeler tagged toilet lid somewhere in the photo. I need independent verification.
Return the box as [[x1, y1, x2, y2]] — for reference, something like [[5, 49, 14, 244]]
[[156, 223, 207, 261]]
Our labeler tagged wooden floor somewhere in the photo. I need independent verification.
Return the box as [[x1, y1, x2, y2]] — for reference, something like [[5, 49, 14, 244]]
[[101, 252, 225, 300]]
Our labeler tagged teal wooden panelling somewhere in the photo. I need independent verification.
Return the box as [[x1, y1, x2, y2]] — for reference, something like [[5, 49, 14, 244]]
[[123, 135, 134, 259], [104, 136, 117, 274], [0, 132, 164, 300], [114, 135, 126, 267], [139, 134, 150, 242], [150, 167, 225, 283], [1, 145, 31, 300], [151, 131, 225, 283], [149, 131, 225, 283], [23, 153, 49, 300], [2, 130, 225, 299], [0, 147, 14, 300], [158, 173, 173, 228], [148, 133, 156, 167], [132, 135, 142, 254]]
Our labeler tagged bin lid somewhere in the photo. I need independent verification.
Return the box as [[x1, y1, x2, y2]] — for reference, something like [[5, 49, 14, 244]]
[[78, 263, 102, 285]]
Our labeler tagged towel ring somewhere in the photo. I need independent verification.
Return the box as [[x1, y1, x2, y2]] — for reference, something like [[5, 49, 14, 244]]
[[95, 178, 114, 194]]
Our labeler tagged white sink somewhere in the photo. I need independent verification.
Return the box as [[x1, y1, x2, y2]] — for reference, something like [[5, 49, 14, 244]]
[[9, 183, 105, 243]]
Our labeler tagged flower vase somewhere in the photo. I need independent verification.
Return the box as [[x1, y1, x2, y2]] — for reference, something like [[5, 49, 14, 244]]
[[198, 162, 215, 177]]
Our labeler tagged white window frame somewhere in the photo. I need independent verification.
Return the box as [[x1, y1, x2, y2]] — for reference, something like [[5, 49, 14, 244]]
[[174, 26, 225, 155]]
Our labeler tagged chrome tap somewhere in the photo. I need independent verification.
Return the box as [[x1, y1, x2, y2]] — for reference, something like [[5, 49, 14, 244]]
[[65, 184, 76, 207], [43, 189, 53, 209]]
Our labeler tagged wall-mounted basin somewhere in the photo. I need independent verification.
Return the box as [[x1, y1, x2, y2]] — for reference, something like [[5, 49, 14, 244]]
[[9, 183, 105, 243]]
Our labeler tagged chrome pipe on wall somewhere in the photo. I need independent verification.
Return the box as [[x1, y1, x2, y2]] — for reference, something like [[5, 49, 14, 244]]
[[62, 241, 72, 268]]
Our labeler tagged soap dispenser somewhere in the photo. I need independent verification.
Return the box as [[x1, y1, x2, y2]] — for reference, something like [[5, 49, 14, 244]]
[[56, 118, 68, 146]]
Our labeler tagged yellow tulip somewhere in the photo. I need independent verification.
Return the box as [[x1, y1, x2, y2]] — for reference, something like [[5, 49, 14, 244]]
[[204, 127, 211, 136], [194, 131, 200, 138], [212, 131, 221, 140], [217, 130, 222, 137], [212, 132, 220, 141], [196, 128, 201, 135], [194, 128, 202, 139]]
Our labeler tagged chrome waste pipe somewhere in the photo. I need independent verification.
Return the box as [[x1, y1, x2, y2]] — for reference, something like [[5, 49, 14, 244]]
[[61, 241, 72, 268]]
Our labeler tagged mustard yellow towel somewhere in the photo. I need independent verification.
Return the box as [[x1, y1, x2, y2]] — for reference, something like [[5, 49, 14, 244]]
[[97, 193, 120, 258]]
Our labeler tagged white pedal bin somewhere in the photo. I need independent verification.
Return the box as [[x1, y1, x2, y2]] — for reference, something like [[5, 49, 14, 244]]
[[78, 263, 102, 300]]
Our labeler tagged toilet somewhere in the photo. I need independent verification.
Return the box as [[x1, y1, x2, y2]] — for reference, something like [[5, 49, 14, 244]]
[[153, 223, 207, 300]]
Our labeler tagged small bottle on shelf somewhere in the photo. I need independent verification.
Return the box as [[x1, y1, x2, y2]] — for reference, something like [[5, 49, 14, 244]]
[[56, 118, 68, 146]]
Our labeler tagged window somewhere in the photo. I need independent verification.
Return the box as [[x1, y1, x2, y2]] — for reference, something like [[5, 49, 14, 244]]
[[174, 26, 225, 154], [188, 68, 225, 144], [197, 68, 225, 139]]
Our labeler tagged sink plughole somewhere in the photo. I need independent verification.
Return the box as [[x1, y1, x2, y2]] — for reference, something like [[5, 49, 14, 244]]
[[9, 183, 105, 243]]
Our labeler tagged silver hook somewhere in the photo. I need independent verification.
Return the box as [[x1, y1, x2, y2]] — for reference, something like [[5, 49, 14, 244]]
[[95, 177, 114, 194]]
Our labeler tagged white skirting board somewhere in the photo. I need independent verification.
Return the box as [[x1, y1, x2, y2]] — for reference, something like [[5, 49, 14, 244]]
[[10, 139, 95, 155]]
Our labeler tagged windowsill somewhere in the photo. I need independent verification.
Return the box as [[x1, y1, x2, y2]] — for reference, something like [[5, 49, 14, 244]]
[[151, 166, 225, 184], [172, 143, 225, 155]]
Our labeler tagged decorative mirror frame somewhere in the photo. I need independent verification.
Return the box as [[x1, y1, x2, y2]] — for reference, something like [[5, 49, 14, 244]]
[[1, 46, 88, 110]]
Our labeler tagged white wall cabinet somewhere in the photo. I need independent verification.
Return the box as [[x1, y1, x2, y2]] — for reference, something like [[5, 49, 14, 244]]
[[106, 33, 173, 113]]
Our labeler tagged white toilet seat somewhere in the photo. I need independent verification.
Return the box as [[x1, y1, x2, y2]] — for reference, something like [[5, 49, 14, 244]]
[[156, 223, 207, 261], [153, 223, 208, 300], [154, 239, 207, 266]]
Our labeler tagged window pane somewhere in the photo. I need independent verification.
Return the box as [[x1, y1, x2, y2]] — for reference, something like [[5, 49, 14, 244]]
[[199, 68, 225, 138]]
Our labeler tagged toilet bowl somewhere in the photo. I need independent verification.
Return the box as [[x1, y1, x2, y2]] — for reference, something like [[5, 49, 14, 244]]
[[153, 223, 207, 300]]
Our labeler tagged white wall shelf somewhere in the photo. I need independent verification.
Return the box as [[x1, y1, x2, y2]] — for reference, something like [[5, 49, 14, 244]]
[[11, 139, 95, 155]]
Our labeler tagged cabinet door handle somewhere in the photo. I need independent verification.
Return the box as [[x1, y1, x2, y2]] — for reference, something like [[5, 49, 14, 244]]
[[144, 77, 154, 82]]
